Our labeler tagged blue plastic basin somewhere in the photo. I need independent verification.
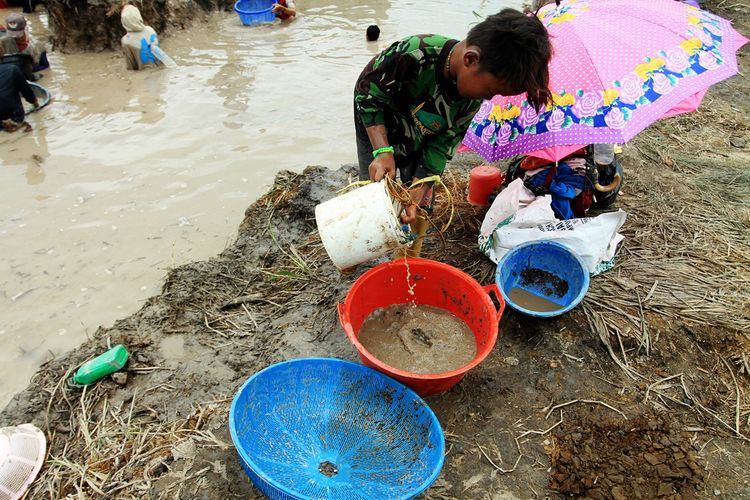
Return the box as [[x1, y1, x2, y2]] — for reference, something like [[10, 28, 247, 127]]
[[233, 0, 276, 26], [495, 240, 589, 318], [229, 358, 445, 499]]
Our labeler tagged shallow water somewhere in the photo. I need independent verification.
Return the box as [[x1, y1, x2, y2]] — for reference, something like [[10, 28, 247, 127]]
[[0, 0, 520, 409], [508, 287, 563, 312]]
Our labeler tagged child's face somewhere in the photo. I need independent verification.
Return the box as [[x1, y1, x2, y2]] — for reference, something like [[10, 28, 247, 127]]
[[457, 68, 520, 101]]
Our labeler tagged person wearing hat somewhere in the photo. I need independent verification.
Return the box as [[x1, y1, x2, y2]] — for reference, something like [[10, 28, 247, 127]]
[[3, 13, 28, 39], [120, 4, 167, 70], [0, 39, 38, 131], [2, 13, 48, 79]]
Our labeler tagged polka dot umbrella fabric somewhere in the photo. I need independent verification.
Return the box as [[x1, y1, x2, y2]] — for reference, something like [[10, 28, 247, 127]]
[[462, 0, 748, 162]]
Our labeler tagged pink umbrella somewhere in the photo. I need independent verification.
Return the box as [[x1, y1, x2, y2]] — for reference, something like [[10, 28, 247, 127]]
[[661, 88, 708, 118], [520, 89, 707, 162], [462, 0, 748, 162], [515, 90, 710, 161]]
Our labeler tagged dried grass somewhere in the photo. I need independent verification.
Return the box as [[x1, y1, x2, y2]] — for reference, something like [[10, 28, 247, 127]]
[[578, 116, 750, 440], [28, 373, 226, 498], [14, 96, 750, 496]]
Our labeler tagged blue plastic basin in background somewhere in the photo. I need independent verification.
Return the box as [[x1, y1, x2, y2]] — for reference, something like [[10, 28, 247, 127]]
[[233, 0, 276, 26], [495, 240, 589, 318], [229, 358, 445, 499]]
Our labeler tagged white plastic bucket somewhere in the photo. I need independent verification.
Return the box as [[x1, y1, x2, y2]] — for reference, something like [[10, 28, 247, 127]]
[[315, 181, 411, 270]]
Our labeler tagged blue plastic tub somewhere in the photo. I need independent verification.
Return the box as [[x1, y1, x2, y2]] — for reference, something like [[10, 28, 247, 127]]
[[495, 240, 589, 318], [229, 358, 445, 499], [233, 0, 276, 26]]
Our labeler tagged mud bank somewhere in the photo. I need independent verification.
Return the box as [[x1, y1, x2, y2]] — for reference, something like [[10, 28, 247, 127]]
[[2, 2, 749, 498], [2, 143, 749, 497], [46, 0, 232, 51]]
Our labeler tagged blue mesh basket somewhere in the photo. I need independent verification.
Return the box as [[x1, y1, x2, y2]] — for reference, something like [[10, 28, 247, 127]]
[[233, 0, 276, 26], [229, 358, 445, 499]]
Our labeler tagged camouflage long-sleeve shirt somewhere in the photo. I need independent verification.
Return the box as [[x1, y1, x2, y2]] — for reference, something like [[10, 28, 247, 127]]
[[354, 35, 481, 176]]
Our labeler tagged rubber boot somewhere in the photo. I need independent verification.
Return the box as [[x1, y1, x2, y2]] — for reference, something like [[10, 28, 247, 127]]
[[394, 216, 429, 259]]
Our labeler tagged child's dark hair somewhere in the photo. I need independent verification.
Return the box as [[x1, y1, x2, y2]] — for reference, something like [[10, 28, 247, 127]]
[[366, 25, 380, 41], [467, 9, 552, 110]]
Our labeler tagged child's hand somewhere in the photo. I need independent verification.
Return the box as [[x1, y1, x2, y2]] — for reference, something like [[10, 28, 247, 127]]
[[400, 203, 419, 224], [400, 184, 429, 224], [271, 3, 283, 13], [368, 153, 396, 181]]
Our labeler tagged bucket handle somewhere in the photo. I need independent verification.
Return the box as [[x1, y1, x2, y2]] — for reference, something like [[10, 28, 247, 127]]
[[482, 283, 506, 319]]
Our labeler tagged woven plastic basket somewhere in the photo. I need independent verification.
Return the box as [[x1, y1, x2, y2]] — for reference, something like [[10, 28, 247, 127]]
[[233, 0, 276, 26], [229, 358, 445, 499], [0, 424, 46, 500]]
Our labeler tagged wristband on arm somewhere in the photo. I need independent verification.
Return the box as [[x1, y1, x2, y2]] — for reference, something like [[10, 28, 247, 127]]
[[372, 146, 394, 158]]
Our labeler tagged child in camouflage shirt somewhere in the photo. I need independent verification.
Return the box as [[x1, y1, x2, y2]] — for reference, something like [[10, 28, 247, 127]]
[[354, 9, 551, 256]]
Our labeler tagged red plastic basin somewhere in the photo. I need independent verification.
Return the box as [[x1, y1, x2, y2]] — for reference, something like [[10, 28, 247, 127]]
[[338, 258, 504, 396]]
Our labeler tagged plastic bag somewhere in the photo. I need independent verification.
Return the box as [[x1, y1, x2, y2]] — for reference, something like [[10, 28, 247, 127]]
[[479, 179, 626, 275]]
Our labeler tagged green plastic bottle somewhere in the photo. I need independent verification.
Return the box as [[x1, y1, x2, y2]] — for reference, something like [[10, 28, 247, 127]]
[[72, 345, 129, 386]]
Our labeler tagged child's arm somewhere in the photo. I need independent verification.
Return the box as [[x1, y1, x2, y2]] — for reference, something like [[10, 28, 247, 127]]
[[354, 44, 416, 132], [401, 184, 430, 224], [272, 3, 296, 17], [354, 41, 419, 184], [364, 124, 396, 181]]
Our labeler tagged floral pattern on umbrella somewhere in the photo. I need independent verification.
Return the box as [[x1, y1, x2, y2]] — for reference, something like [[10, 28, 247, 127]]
[[463, 0, 748, 161]]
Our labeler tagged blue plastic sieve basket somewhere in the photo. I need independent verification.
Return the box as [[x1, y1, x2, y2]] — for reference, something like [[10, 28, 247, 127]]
[[229, 358, 445, 499], [233, 0, 276, 26]]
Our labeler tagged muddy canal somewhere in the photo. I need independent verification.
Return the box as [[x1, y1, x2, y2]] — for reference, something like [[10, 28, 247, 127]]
[[0, 0, 519, 408]]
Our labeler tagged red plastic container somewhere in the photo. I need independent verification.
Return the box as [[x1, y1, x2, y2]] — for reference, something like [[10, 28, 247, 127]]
[[338, 258, 505, 396], [467, 165, 504, 206]]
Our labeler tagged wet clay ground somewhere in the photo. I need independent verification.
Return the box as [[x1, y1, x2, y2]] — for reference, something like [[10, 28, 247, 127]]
[[0, 1, 749, 498]]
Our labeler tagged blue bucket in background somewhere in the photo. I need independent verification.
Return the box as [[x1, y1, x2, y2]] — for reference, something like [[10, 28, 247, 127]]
[[495, 240, 589, 318], [233, 0, 276, 26], [229, 358, 445, 499]]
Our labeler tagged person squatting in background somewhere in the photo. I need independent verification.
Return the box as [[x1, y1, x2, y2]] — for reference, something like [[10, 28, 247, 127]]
[[0, 40, 38, 132], [1, 13, 49, 81]]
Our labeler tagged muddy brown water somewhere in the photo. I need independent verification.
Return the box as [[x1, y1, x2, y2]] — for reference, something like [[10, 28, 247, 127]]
[[508, 287, 564, 312], [0, 1, 520, 409], [358, 303, 476, 374]]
